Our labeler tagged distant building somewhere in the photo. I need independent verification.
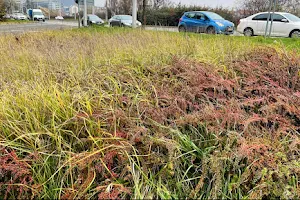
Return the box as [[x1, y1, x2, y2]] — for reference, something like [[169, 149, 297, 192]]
[[63, 6, 69, 15], [69, 5, 78, 16]]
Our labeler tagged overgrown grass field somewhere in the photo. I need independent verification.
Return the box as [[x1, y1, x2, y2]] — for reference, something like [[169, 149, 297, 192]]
[[0, 19, 32, 24], [0, 27, 299, 199]]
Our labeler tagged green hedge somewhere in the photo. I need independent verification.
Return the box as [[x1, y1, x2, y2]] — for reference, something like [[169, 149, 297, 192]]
[[138, 5, 238, 26]]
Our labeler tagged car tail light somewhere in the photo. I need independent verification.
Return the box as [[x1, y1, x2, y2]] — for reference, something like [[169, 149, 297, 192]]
[[179, 17, 182, 22], [238, 20, 241, 25]]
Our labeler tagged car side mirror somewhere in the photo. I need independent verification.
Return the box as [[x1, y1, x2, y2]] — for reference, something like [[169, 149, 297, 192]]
[[281, 18, 288, 23]]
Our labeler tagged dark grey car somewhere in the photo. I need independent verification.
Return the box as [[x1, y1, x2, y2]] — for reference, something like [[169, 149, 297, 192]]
[[82, 15, 104, 26], [108, 15, 142, 27]]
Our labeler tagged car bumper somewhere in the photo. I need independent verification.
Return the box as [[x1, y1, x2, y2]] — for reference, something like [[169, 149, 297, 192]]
[[123, 24, 142, 28], [217, 26, 235, 35], [91, 22, 104, 25]]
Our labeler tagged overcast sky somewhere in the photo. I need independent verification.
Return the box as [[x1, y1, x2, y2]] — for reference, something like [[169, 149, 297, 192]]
[[93, 0, 237, 8]]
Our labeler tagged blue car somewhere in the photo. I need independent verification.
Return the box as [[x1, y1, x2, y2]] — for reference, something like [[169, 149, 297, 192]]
[[178, 11, 235, 35]]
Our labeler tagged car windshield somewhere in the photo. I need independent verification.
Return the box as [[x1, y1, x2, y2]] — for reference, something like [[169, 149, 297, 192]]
[[283, 13, 300, 22], [119, 15, 132, 20], [204, 12, 224, 20], [89, 15, 100, 20], [33, 12, 43, 15]]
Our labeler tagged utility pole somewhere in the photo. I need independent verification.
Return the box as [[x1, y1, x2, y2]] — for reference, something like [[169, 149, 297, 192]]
[[142, 0, 146, 27], [265, 0, 272, 37], [264, 0, 277, 38], [132, 0, 137, 28], [78, 1, 80, 28], [83, 0, 87, 26], [268, 0, 278, 37], [48, 0, 51, 20], [105, 0, 108, 22]]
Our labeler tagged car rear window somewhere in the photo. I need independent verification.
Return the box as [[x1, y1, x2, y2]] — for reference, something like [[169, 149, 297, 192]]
[[272, 14, 285, 22], [252, 14, 268, 21], [283, 13, 300, 22]]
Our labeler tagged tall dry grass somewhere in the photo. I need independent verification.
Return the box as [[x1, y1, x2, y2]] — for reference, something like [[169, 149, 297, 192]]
[[0, 27, 299, 199]]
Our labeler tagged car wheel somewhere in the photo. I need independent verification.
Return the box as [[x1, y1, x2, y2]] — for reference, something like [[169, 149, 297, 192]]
[[290, 30, 300, 38], [206, 26, 216, 34], [244, 28, 253, 37], [178, 26, 186, 32]]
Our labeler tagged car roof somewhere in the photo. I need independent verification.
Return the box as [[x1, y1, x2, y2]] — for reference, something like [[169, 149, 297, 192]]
[[185, 11, 215, 14], [254, 12, 290, 15], [115, 15, 131, 17]]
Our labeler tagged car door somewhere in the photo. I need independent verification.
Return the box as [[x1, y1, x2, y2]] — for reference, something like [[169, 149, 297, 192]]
[[270, 14, 290, 37], [184, 12, 196, 32], [193, 13, 207, 33], [253, 13, 268, 35], [110, 16, 121, 26]]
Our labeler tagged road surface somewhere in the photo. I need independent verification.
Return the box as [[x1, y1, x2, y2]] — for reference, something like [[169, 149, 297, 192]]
[[0, 20, 78, 34], [0, 21, 242, 36]]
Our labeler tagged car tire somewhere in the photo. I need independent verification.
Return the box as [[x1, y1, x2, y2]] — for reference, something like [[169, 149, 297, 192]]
[[178, 26, 186, 32], [244, 28, 253, 37], [206, 26, 216, 34], [290, 30, 300, 38]]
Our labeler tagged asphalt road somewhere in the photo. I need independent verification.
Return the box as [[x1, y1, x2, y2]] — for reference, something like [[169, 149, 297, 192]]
[[0, 20, 78, 34], [0, 20, 242, 36]]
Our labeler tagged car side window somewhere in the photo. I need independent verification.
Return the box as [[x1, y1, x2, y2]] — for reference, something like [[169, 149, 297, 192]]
[[195, 13, 205, 20], [185, 13, 195, 18], [272, 14, 286, 22], [252, 14, 268, 21]]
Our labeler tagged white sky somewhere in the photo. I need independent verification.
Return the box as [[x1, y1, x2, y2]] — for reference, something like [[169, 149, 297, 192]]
[[95, 0, 237, 8]]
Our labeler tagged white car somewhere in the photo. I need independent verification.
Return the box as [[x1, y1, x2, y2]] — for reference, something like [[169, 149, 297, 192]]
[[55, 16, 64, 20], [13, 13, 27, 20], [237, 12, 300, 38]]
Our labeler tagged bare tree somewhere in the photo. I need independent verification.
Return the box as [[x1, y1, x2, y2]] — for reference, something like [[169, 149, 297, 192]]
[[152, 0, 171, 9], [119, 0, 131, 14], [0, 0, 5, 19], [238, 0, 297, 15], [283, 0, 300, 14]]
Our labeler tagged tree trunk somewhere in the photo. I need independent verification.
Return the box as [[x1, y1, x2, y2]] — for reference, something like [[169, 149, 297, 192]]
[[142, 0, 146, 26]]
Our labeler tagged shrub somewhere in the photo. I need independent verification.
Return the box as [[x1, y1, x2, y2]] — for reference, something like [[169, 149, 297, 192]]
[[138, 5, 238, 26], [0, 0, 5, 21]]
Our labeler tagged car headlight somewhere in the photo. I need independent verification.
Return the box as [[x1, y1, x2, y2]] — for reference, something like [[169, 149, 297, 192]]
[[216, 22, 224, 27]]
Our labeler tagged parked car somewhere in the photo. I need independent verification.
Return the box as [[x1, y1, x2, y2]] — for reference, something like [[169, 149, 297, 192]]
[[178, 11, 235, 35], [27, 9, 45, 21], [13, 13, 27, 20], [55, 16, 64, 20], [237, 12, 300, 38], [4, 14, 13, 19], [108, 15, 142, 27], [82, 14, 104, 26]]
